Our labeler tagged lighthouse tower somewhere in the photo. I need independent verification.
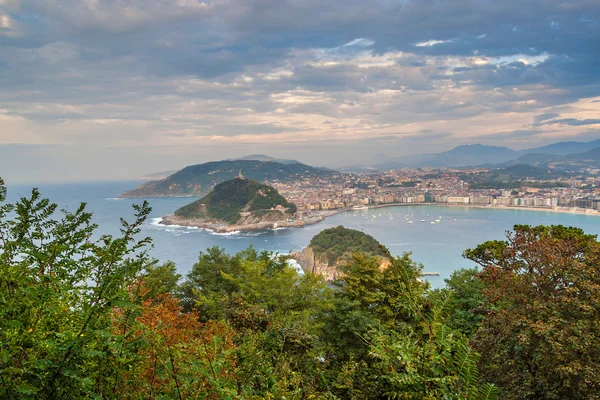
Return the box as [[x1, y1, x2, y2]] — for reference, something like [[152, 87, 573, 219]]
[[237, 170, 244, 179]]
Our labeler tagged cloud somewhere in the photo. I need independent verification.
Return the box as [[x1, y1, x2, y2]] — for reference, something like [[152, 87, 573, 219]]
[[414, 39, 453, 47], [1, 0, 600, 181], [542, 118, 600, 126]]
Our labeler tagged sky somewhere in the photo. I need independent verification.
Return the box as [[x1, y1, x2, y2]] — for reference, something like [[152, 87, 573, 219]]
[[1, 0, 600, 183]]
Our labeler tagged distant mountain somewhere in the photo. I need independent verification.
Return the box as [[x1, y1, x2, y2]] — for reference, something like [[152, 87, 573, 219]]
[[137, 170, 178, 181], [372, 144, 519, 169], [524, 139, 600, 156], [121, 159, 339, 198], [233, 154, 300, 165], [561, 146, 600, 167], [352, 139, 600, 170], [500, 153, 561, 167]]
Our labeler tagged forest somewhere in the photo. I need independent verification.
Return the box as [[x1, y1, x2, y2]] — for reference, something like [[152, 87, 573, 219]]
[[1, 179, 599, 399], [309, 226, 388, 265], [174, 178, 296, 224]]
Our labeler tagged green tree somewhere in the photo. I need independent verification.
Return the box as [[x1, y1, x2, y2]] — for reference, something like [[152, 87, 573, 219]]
[[465, 224, 600, 399], [441, 267, 485, 337], [0, 183, 153, 398], [141, 260, 181, 300]]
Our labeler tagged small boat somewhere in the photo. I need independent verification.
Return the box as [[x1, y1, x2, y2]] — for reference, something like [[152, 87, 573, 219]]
[[408, 221, 413, 224], [430, 221, 436, 224], [435, 219, 440, 222], [421, 219, 426, 222]]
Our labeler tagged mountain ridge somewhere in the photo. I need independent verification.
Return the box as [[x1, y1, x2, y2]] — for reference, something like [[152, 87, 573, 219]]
[[121, 159, 338, 198]]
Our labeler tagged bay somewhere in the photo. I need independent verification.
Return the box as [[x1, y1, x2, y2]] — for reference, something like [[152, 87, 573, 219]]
[[5, 181, 600, 288]]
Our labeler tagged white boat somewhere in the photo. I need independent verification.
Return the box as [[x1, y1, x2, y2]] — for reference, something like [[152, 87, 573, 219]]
[[408, 221, 413, 224], [435, 219, 440, 222], [421, 219, 426, 222], [430, 221, 436, 224]]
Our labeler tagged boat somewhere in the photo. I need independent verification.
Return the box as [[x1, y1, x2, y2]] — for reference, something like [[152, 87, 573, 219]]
[[421, 219, 426, 222], [408, 221, 413, 224], [430, 221, 436, 224]]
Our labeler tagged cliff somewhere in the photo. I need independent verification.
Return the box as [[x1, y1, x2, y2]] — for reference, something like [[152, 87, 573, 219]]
[[294, 226, 391, 280]]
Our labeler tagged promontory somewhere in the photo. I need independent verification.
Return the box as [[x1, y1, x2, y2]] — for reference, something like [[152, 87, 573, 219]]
[[160, 176, 325, 233], [293, 226, 391, 280]]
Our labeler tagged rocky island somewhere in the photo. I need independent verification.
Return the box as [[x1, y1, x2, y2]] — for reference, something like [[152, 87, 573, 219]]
[[160, 176, 325, 233], [293, 226, 391, 280]]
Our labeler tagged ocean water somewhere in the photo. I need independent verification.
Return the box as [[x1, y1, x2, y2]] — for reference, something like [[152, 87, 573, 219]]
[[5, 181, 600, 288]]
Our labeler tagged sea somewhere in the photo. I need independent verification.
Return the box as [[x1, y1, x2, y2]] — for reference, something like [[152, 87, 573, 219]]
[[5, 180, 600, 288]]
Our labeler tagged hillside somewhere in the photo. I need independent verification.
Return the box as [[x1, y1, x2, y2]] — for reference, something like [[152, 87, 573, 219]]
[[121, 159, 338, 198], [173, 177, 297, 225], [295, 226, 390, 280], [459, 164, 565, 189], [233, 154, 300, 164], [461, 164, 562, 189]]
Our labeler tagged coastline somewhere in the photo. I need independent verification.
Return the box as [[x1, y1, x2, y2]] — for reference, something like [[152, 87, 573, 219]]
[[352, 202, 600, 217], [159, 213, 333, 233], [159, 202, 599, 234]]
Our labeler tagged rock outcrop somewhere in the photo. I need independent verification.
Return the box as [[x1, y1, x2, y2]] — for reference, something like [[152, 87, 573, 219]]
[[293, 226, 391, 280]]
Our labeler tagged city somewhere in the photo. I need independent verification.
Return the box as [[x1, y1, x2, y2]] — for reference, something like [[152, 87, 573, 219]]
[[272, 167, 600, 215]]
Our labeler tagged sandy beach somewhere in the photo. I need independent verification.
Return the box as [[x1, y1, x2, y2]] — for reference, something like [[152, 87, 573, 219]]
[[357, 202, 600, 217]]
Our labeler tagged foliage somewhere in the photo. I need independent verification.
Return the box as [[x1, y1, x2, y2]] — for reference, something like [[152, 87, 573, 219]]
[[460, 164, 561, 189], [0, 186, 153, 398], [309, 226, 388, 265], [440, 267, 485, 337], [122, 159, 337, 197], [465, 224, 600, 399], [175, 178, 296, 224], [0, 180, 509, 399], [113, 293, 238, 399], [141, 261, 181, 300]]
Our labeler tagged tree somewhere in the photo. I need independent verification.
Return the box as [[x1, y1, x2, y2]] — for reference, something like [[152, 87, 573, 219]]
[[441, 267, 485, 337], [0, 183, 152, 398], [464, 224, 600, 399]]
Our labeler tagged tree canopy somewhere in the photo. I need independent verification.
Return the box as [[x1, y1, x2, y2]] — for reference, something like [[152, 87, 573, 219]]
[[5, 178, 600, 399]]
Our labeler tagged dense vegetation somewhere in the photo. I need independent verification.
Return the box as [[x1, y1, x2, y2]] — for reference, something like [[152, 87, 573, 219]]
[[122, 160, 339, 197], [309, 225, 388, 264], [174, 178, 296, 224], [2, 178, 600, 399], [460, 164, 564, 189]]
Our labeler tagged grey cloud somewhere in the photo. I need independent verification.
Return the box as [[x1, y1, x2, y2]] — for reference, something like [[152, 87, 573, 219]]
[[543, 118, 600, 126], [1, 0, 600, 182]]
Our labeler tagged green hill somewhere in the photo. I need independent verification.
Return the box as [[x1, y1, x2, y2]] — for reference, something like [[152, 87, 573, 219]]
[[459, 164, 562, 189], [309, 226, 388, 265], [174, 178, 297, 224], [121, 159, 338, 198]]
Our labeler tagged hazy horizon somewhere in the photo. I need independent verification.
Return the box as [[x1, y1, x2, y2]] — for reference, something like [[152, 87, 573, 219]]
[[2, 0, 600, 183]]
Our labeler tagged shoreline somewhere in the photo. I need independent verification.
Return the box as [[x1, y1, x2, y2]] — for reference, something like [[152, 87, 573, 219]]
[[350, 202, 600, 217], [159, 202, 599, 234], [159, 212, 335, 233]]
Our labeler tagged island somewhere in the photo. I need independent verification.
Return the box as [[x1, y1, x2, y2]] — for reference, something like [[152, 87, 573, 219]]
[[292, 226, 392, 280], [159, 175, 326, 233]]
